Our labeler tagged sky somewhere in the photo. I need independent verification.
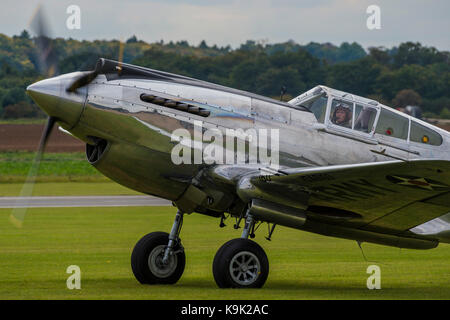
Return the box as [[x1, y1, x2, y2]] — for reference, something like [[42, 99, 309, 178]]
[[1, 0, 449, 51]]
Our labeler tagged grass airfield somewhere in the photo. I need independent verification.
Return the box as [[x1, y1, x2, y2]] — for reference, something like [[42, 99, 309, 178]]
[[0, 190, 449, 300], [0, 153, 448, 299]]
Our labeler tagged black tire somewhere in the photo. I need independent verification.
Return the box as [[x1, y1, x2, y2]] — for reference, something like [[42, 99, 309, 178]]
[[131, 231, 185, 284], [213, 238, 269, 288]]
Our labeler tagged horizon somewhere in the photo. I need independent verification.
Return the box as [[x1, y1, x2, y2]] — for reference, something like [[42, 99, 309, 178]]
[[3, 30, 448, 54]]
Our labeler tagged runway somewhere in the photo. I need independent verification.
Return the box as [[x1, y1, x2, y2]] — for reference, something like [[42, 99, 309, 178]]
[[0, 195, 172, 208]]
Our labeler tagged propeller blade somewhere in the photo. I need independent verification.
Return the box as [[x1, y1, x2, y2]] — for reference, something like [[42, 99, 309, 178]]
[[117, 40, 125, 75], [9, 117, 56, 228], [37, 116, 56, 153], [66, 58, 104, 93], [66, 69, 99, 92], [29, 5, 59, 77]]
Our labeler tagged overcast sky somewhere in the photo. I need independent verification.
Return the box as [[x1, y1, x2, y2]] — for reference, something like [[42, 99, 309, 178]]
[[1, 0, 449, 50]]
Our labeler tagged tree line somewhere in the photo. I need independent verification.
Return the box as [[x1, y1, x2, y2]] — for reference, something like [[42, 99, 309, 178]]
[[0, 31, 449, 119]]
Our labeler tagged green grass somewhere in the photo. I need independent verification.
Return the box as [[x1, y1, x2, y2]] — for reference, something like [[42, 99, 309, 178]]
[[0, 205, 449, 299], [0, 152, 105, 182], [0, 152, 140, 196], [0, 182, 140, 196]]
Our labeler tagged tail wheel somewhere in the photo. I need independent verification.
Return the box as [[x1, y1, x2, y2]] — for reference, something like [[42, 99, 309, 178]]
[[131, 232, 185, 284], [213, 238, 269, 288]]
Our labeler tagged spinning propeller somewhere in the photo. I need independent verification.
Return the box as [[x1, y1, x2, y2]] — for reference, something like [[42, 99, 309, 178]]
[[10, 5, 124, 227], [10, 6, 59, 227], [9, 117, 55, 227]]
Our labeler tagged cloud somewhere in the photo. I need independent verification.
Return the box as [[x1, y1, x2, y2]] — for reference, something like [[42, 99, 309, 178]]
[[0, 0, 448, 50]]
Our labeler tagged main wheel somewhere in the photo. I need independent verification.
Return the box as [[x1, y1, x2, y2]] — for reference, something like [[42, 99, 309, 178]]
[[131, 231, 185, 284], [213, 238, 269, 288]]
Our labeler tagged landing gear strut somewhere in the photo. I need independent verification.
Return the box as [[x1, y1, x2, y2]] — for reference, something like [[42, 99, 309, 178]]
[[212, 209, 269, 288], [131, 210, 186, 284]]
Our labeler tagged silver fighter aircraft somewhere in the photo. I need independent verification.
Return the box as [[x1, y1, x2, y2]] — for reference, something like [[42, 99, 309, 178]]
[[24, 58, 450, 288]]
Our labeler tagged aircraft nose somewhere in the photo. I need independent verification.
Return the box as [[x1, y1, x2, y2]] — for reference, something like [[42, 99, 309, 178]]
[[27, 73, 87, 128], [27, 78, 60, 94], [27, 77, 61, 114]]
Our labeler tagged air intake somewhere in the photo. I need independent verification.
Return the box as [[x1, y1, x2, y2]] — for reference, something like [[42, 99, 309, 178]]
[[86, 138, 108, 164]]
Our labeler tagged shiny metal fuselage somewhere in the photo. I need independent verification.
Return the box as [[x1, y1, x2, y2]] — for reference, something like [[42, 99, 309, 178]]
[[25, 60, 450, 249], [56, 73, 449, 215]]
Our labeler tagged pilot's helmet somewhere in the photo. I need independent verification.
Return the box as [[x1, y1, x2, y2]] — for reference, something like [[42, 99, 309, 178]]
[[333, 102, 352, 123], [335, 103, 351, 112]]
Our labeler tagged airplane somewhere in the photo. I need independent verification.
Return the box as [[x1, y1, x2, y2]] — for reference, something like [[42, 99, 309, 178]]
[[22, 57, 450, 289]]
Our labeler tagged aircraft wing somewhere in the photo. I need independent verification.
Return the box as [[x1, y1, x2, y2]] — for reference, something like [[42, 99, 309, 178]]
[[224, 160, 450, 243]]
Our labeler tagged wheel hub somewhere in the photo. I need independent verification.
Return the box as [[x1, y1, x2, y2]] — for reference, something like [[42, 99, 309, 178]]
[[229, 251, 261, 286], [148, 245, 178, 278]]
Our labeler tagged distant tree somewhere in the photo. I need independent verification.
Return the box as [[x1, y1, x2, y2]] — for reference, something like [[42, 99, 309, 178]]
[[302, 41, 366, 64], [19, 30, 31, 40], [221, 45, 231, 53], [0, 32, 448, 119], [177, 40, 189, 47], [255, 66, 305, 97], [58, 52, 107, 73], [375, 64, 443, 102], [0, 62, 19, 76], [126, 35, 138, 43], [393, 42, 447, 67], [198, 40, 208, 49], [326, 57, 382, 97], [239, 40, 263, 52], [440, 107, 450, 119], [392, 89, 422, 108], [368, 46, 391, 65], [229, 56, 270, 92], [422, 97, 450, 116], [1, 87, 25, 107], [2, 101, 44, 118], [337, 42, 367, 62], [268, 50, 324, 88]]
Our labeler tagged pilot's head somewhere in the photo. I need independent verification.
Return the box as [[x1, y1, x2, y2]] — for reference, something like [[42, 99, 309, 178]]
[[333, 103, 352, 125]]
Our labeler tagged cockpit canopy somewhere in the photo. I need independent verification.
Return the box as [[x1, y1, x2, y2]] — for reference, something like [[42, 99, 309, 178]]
[[289, 86, 443, 146]]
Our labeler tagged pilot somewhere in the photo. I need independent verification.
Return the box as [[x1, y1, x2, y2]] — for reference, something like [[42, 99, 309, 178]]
[[331, 103, 352, 128]]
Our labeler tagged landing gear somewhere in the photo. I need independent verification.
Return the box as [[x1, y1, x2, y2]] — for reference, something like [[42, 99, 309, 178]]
[[213, 212, 269, 288], [131, 211, 185, 284], [131, 207, 271, 288]]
